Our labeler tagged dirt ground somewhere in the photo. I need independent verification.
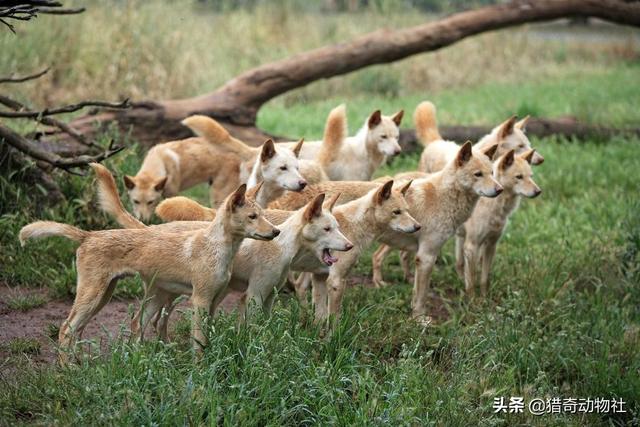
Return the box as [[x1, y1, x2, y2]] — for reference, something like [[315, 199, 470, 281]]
[[0, 286, 242, 366], [0, 277, 451, 368]]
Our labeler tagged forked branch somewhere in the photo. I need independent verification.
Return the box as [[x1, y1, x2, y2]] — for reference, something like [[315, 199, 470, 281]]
[[0, 67, 50, 84], [0, 1, 84, 33], [0, 123, 124, 174], [0, 98, 131, 119]]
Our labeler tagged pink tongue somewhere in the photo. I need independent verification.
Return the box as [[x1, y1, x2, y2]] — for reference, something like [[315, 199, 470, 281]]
[[323, 251, 338, 265]]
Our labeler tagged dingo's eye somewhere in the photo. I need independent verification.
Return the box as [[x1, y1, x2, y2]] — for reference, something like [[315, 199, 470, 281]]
[[133, 200, 140, 204], [248, 213, 257, 220], [381, 135, 387, 139], [393, 209, 401, 215], [323, 226, 331, 232], [516, 174, 524, 179], [474, 171, 483, 177], [147, 201, 154, 206], [519, 144, 525, 149], [280, 166, 288, 171]]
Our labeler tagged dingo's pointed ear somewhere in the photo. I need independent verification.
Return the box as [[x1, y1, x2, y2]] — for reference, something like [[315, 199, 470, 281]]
[[292, 138, 304, 158], [521, 149, 536, 164], [515, 115, 530, 131], [392, 110, 404, 126], [229, 184, 247, 211], [246, 181, 264, 200], [368, 110, 382, 129], [324, 193, 341, 213], [456, 141, 473, 167], [400, 179, 413, 196], [261, 139, 276, 162], [498, 115, 517, 141], [123, 175, 136, 190], [304, 193, 325, 222], [482, 143, 499, 160], [375, 180, 394, 204], [500, 150, 515, 170], [154, 177, 168, 192]]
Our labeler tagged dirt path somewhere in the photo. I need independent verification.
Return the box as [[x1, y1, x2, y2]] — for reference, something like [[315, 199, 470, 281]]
[[1, 277, 451, 368], [0, 286, 241, 366]]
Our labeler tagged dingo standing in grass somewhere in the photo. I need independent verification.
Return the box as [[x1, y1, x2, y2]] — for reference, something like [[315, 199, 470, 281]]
[[123, 136, 240, 221], [416, 101, 544, 173], [293, 105, 405, 181], [456, 149, 542, 297], [182, 115, 326, 206], [19, 169, 279, 360]]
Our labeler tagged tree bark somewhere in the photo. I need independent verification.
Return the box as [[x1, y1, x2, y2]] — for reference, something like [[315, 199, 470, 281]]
[[44, 0, 640, 146]]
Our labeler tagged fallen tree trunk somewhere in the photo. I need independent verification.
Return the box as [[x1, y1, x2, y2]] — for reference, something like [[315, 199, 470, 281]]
[[45, 0, 640, 147], [398, 117, 640, 153], [42, 116, 640, 156]]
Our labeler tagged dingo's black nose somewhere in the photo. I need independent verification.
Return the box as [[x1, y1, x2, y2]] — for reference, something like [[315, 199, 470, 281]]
[[344, 243, 354, 251], [298, 181, 307, 190], [272, 228, 280, 237]]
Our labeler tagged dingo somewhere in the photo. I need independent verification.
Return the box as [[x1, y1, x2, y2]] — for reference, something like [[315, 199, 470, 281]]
[[123, 137, 239, 221], [288, 105, 404, 181], [456, 149, 542, 296], [415, 101, 543, 173], [20, 169, 279, 359]]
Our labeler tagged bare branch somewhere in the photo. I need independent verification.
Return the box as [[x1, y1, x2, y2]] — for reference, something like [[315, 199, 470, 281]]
[[0, 18, 16, 33], [0, 1, 84, 34], [36, 7, 85, 15], [0, 98, 131, 119], [0, 94, 95, 147], [0, 67, 49, 84], [0, 123, 124, 173]]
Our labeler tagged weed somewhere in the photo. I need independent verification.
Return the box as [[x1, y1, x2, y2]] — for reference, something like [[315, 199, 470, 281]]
[[6, 293, 46, 312], [7, 338, 41, 356]]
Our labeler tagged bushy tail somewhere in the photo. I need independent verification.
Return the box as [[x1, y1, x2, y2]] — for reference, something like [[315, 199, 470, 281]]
[[414, 101, 442, 146], [156, 197, 217, 222], [181, 115, 256, 160], [317, 104, 347, 167], [19, 221, 88, 246], [90, 163, 145, 229]]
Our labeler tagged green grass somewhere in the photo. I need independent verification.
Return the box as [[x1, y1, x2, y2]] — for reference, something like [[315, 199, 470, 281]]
[[258, 63, 640, 139], [6, 338, 41, 356], [5, 293, 47, 312]]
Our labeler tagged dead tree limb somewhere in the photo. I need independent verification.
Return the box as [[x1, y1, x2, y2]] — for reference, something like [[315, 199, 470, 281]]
[[0, 67, 49, 84], [0, 62, 130, 172], [398, 118, 640, 153], [0, 1, 84, 33], [0, 94, 96, 147], [0, 123, 123, 174], [43, 0, 640, 146], [0, 98, 131, 119]]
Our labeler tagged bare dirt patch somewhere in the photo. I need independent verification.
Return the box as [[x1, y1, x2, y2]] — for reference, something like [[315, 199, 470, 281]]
[[0, 286, 241, 367]]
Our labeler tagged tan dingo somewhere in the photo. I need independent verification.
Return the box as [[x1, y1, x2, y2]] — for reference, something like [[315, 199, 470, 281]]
[[20, 170, 279, 359], [415, 101, 544, 173]]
